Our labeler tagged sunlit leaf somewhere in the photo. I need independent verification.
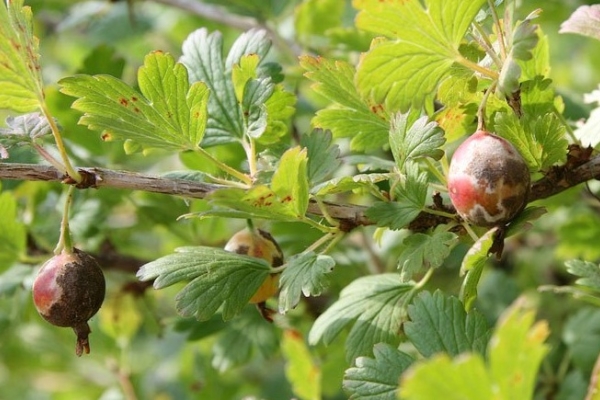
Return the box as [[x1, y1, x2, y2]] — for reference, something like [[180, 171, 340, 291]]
[[60, 52, 209, 152], [271, 146, 310, 218], [282, 330, 322, 400], [389, 112, 445, 171], [300, 55, 389, 151], [0, 0, 43, 112], [354, 0, 487, 110]]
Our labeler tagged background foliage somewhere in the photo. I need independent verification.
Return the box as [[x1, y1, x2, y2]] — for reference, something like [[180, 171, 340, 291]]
[[2, 0, 600, 399]]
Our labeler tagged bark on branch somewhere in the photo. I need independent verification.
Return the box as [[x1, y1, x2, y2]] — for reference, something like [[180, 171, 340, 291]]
[[1, 151, 599, 232]]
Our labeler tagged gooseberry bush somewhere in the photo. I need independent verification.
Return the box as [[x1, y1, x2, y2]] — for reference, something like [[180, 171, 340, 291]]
[[3, 0, 600, 398]]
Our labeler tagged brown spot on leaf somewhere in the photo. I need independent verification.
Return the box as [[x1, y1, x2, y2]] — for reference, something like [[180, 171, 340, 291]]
[[119, 98, 128, 106]]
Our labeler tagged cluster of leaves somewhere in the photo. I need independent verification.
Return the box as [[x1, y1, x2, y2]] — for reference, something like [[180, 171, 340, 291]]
[[2, 0, 600, 399]]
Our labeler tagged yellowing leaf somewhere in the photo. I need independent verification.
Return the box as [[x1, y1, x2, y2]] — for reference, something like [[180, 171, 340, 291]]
[[0, 0, 44, 112], [282, 330, 322, 400]]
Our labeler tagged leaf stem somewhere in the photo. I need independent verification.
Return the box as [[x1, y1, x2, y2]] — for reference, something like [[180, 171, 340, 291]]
[[32, 143, 68, 174], [54, 185, 76, 255], [470, 23, 503, 69], [553, 107, 577, 142], [195, 147, 252, 185], [455, 55, 499, 80], [39, 103, 81, 182], [423, 207, 455, 219], [414, 267, 434, 290], [488, 0, 508, 61], [313, 196, 340, 228], [461, 221, 480, 242], [243, 138, 258, 180], [424, 158, 446, 185]]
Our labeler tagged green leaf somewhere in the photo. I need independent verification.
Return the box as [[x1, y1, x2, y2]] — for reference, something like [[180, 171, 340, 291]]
[[354, 0, 487, 110], [0, 0, 43, 113], [459, 228, 496, 311], [180, 28, 271, 146], [261, 84, 296, 145], [389, 112, 446, 171], [559, 5, 600, 41], [343, 343, 414, 400], [282, 330, 322, 400], [60, 52, 210, 152], [365, 163, 428, 230], [279, 252, 335, 313], [565, 260, 600, 291], [397, 231, 458, 281], [308, 273, 414, 361], [212, 307, 279, 371], [404, 291, 491, 358], [493, 112, 567, 171], [400, 298, 549, 400], [271, 146, 310, 218], [241, 77, 272, 139], [136, 246, 271, 321], [0, 192, 26, 271], [300, 129, 342, 186], [300, 55, 389, 151]]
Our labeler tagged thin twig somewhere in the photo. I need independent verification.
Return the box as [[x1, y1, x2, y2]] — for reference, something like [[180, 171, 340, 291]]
[[2, 153, 600, 231]]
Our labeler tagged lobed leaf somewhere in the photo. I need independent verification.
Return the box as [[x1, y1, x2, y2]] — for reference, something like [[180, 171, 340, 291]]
[[389, 112, 446, 172], [278, 252, 335, 313], [343, 343, 414, 400], [565, 260, 600, 291], [300, 129, 342, 186], [365, 163, 428, 230], [60, 52, 209, 152], [397, 231, 458, 281], [404, 291, 491, 358], [493, 111, 567, 171], [180, 28, 272, 146], [300, 56, 389, 151], [400, 298, 549, 400], [308, 273, 414, 361], [354, 0, 487, 111], [271, 146, 310, 218], [0, 0, 43, 113], [136, 246, 270, 321]]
